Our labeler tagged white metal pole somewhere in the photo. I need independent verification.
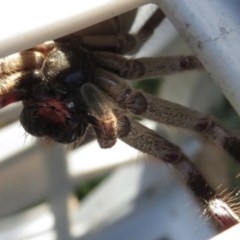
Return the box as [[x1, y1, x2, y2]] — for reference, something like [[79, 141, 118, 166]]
[[0, 0, 152, 58], [156, 0, 240, 115]]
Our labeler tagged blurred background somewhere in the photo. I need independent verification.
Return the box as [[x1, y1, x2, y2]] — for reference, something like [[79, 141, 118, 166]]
[[0, 3, 239, 240]]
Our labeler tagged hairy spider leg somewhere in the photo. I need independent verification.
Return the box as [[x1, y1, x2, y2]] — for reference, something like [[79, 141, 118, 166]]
[[91, 68, 240, 229], [81, 83, 130, 148], [94, 68, 240, 164], [0, 41, 55, 94], [80, 8, 165, 54], [81, 83, 122, 148], [91, 52, 203, 79], [121, 119, 240, 230]]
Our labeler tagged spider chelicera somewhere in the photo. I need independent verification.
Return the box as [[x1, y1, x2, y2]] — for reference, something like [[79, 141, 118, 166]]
[[0, 7, 240, 231]]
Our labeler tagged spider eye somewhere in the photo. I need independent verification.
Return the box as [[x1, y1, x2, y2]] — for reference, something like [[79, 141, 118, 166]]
[[65, 114, 77, 126]]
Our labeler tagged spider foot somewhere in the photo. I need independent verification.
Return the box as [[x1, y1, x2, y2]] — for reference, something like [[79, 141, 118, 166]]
[[208, 199, 240, 230]]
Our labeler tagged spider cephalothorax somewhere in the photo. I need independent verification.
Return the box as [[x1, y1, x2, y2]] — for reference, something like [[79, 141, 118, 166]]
[[2, 45, 92, 143], [20, 46, 92, 143], [1, 7, 240, 232]]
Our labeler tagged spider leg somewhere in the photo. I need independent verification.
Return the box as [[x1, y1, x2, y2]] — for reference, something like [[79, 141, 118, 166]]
[[0, 50, 47, 107], [81, 83, 130, 148], [81, 8, 165, 54], [58, 7, 163, 53], [93, 68, 240, 163], [81, 34, 136, 54], [92, 52, 203, 79], [88, 8, 201, 78], [0, 51, 44, 77], [0, 71, 44, 108], [0, 45, 51, 95], [93, 69, 240, 229], [132, 7, 165, 53], [92, 68, 147, 114], [120, 119, 240, 230], [0, 42, 53, 104], [0, 41, 54, 79], [27, 40, 55, 53], [141, 93, 240, 163]]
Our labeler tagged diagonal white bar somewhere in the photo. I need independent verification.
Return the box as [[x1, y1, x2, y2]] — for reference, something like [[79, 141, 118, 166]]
[[157, 0, 240, 115], [0, 0, 152, 58]]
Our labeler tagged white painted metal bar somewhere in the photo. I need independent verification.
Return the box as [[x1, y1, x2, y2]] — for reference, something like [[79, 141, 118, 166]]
[[157, 0, 240, 115], [70, 161, 216, 240], [210, 224, 240, 240], [0, 121, 143, 219], [0, 204, 55, 240], [0, 0, 152, 58], [0, 121, 35, 163]]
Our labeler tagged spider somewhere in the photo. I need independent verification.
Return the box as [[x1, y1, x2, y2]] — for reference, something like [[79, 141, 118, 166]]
[[0, 6, 240, 232]]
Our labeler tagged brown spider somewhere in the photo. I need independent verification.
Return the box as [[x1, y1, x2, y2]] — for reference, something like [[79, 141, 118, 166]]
[[0, 7, 240, 231]]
